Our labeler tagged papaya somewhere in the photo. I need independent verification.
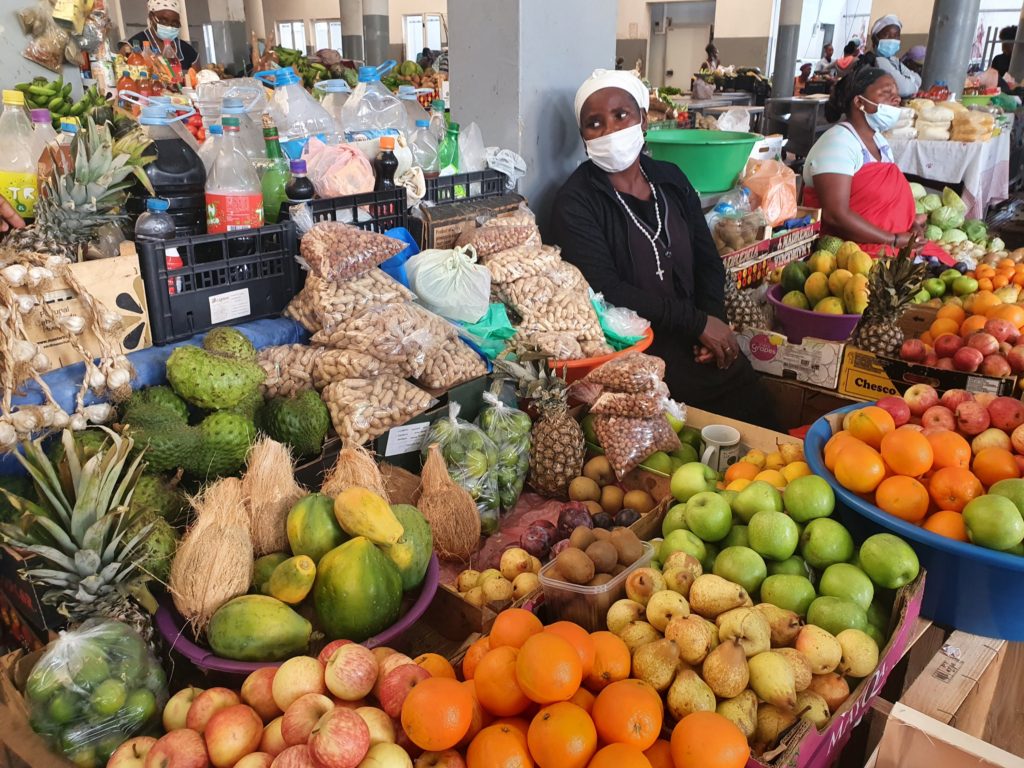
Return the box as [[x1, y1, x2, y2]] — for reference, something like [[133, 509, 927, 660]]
[[313, 537, 403, 641], [267, 555, 317, 604], [252, 552, 289, 593], [207, 594, 312, 661], [333, 487, 404, 545], [385, 504, 433, 591], [287, 493, 347, 562]]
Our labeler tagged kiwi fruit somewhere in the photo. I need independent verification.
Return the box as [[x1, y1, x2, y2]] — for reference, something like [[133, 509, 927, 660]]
[[583, 455, 615, 486], [585, 540, 618, 574], [622, 489, 656, 515], [610, 563, 626, 576], [569, 526, 596, 550], [610, 528, 644, 566], [584, 500, 603, 516], [588, 573, 613, 587], [592, 528, 611, 541], [568, 476, 601, 502], [600, 485, 624, 515], [555, 547, 595, 585]]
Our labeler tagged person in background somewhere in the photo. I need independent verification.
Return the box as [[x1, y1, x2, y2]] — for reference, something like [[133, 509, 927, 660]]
[[703, 43, 720, 71], [417, 47, 434, 70], [861, 15, 920, 98], [615, 57, 625, 71], [834, 41, 861, 78], [128, 0, 199, 71], [795, 62, 813, 95], [984, 26, 1018, 92], [816, 43, 835, 75], [901, 46, 926, 75]]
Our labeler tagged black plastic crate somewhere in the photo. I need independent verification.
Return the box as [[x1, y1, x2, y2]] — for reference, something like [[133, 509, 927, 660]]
[[424, 169, 508, 204], [137, 223, 303, 345], [283, 188, 409, 233]]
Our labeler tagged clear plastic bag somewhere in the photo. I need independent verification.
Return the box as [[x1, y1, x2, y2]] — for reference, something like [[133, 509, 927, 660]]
[[25, 619, 168, 767], [455, 220, 540, 258], [590, 381, 670, 418], [477, 388, 532, 511], [742, 159, 797, 227], [584, 352, 666, 393], [304, 138, 376, 198], [482, 244, 562, 284], [591, 292, 650, 349], [459, 122, 487, 172], [421, 402, 501, 534], [313, 348, 398, 388], [406, 244, 492, 323], [593, 414, 682, 478], [416, 338, 488, 390], [22, 2, 69, 72], [322, 376, 434, 446], [295, 211, 406, 282], [286, 272, 416, 333]]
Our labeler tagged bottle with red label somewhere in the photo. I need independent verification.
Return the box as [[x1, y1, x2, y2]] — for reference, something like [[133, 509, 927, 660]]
[[206, 116, 264, 234]]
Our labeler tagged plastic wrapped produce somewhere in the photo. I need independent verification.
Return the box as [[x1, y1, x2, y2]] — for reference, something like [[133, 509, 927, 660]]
[[24, 619, 168, 767], [593, 414, 682, 478], [583, 352, 667, 393], [477, 388, 533, 511]]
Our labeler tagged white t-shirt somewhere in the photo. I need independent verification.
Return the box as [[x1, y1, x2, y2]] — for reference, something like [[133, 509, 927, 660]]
[[803, 123, 895, 188]]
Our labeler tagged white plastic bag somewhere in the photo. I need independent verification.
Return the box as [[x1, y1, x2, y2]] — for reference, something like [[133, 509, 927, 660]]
[[459, 122, 487, 172], [717, 108, 751, 132], [407, 244, 491, 323]]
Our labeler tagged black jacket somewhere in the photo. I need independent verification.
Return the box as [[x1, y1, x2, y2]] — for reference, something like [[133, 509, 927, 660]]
[[549, 154, 725, 345]]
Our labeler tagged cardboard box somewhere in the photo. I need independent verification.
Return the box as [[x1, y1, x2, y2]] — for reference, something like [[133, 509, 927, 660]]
[[410, 193, 526, 250], [0, 650, 75, 768], [0, 547, 65, 635], [737, 328, 845, 390], [18, 254, 151, 370]]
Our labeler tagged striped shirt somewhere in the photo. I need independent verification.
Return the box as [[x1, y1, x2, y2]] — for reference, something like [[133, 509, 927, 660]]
[[803, 123, 895, 188]]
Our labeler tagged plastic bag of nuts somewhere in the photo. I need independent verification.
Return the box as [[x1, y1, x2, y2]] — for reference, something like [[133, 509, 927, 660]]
[[593, 414, 682, 477], [416, 339, 488, 390], [512, 331, 583, 361], [499, 261, 586, 310], [321, 376, 434, 445], [258, 344, 324, 398], [580, 338, 615, 357], [590, 381, 670, 418], [286, 271, 415, 333], [481, 244, 562, 284], [300, 221, 405, 282], [455, 221, 540, 259], [583, 352, 666, 393], [312, 348, 399, 389]]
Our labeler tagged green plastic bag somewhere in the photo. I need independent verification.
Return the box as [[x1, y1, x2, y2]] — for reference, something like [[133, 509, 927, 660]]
[[460, 303, 517, 358], [591, 293, 648, 351]]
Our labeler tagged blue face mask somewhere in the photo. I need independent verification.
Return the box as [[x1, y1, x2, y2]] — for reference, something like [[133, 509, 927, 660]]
[[877, 39, 901, 58], [156, 23, 179, 41]]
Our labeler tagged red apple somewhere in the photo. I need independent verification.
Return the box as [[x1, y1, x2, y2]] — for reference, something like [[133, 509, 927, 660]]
[[163, 687, 204, 732], [972, 427, 1013, 454], [393, 722, 423, 761], [372, 647, 399, 666], [986, 318, 1019, 344], [415, 752, 467, 768], [378, 665, 431, 719], [876, 396, 912, 426], [204, 704, 263, 768], [281, 693, 334, 747], [326, 643, 379, 701], [940, 388, 975, 411], [270, 745, 318, 768], [901, 423, 924, 432], [108, 736, 157, 768], [233, 755, 274, 768], [976, 392, 998, 408], [1012, 423, 1024, 454], [144, 729, 209, 768], [957, 401, 991, 436], [953, 346, 984, 372], [308, 707, 371, 768], [923, 351, 938, 367], [186, 688, 240, 735], [903, 384, 940, 416], [1001, 342, 1014, 357], [922, 405, 957, 432], [373, 654, 415, 698], [272, 656, 326, 712], [900, 338, 927, 362], [355, 706, 396, 746], [261, 716, 287, 757], [967, 332, 1000, 357], [332, 697, 367, 709], [936, 357, 956, 370], [988, 396, 1024, 432], [242, 667, 281, 722], [318, 639, 354, 666], [1007, 345, 1024, 373], [358, 744, 416, 767], [982, 354, 1013, 378], [934, 333, 964, 358]]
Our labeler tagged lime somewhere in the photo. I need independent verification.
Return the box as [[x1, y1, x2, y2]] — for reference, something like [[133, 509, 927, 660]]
[[25, 666, 64, 704], [123, 688, 158, 726], [48, 689, 81, 724], [143, 662, 166, 693], [71, 646, 110, 690], [66, 748, 97, 768], [90, 678, 127, 716]]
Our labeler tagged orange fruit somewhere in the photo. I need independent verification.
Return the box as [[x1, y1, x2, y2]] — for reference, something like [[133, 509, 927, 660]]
[[670, 712, 748, 768], [880, 428, 934, 477], [568, 687, 595, 714], [724, 461, 759, 484], [527, 702, 597, 768], [401, 677, 475, 752], [978, 278, 993, 292], [960, 315, 989, 336], [543, 622, 596, 678], [492, 717, 531, 740], [515, 632, 583, 704], [923, 510, 969, 541], [753, 469, 787, 489], [992, 303, 1024, 328], [416, 652, 456, 679], [874, 476, 930, 523], [993, 275, 1009, 289], [975, 291, 1002, 315], [928, 467, 985, 513], [591, 679, 663, 751], [643, 740, 674, 768], [584, 632, 631, 692], [490, 608, 543, 650], [846, 406, 896, 449], [1000, 258, 1016, 269], [824, 431, 858, 472], [834, 441, 886, 494], [929, 318, 960, 338], [926, 431, 972, 470], [463, 636, 492, 680], [919, 331, 935, 347], [973, 447, 1021, 487], [460, 679, 491, 747], [467, 723, 533, 768], [587, 743, 652, 768], [937, 303, 967, 324], [475, 647, 531, 717]]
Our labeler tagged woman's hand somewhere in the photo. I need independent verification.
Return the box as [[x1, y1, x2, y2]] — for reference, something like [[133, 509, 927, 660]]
[[693, 345, 715, 364], [699, 316, 740, 370], [0, 197, 25, 234], [894, 231, 916, 249]]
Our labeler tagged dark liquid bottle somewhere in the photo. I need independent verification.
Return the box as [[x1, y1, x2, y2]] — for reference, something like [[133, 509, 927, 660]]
[[373, 136, 399, 219], [284, 159, 315, 205]]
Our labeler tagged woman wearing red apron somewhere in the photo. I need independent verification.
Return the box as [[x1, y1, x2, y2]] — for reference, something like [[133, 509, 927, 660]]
[[802, 67, 951, 264]]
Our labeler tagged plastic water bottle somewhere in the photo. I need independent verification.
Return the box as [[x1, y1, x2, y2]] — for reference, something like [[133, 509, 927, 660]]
[[30, 109, 56, 162], [396, 84, 431, 134], [429, 98, 447, 142], [256, 67, 338, 160], [410, 119, 439, 177], [198, 123, 222, 174], [135, 198, 181, 294], [206, 116, 264, 234], [221, 96, 266, 161], [137, 103, 207, 236], [340, 62, 407, 141], [315, 79, 352, 131], [0, 90, 39, 220]]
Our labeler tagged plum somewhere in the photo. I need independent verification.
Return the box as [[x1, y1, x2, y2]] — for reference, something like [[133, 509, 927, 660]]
[[614, 508, 641, 527], [550, 538, 572, 557], [520, 525, 554, 559], [556, 502, 593, 540]]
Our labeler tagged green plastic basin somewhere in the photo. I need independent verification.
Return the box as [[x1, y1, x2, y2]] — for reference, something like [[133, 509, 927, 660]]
[[645, 129, 758, 193]]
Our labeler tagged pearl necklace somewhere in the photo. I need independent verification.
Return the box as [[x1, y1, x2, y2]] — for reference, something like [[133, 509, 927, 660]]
[[614, 171, 668, 281]]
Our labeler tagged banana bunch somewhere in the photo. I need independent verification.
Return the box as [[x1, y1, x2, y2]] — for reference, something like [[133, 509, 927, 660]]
[[274, 47, 330, 89], [14, 75, 107, 126]]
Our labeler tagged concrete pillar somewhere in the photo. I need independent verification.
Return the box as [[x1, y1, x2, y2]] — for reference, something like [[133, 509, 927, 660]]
[[341, 0, 364, 62], [448, 0, 616, 235], [647, 4, 667, 89], [1009, 6, 1024, 81], [243, 0, 265, 40], [770, 0, 801, 97], [362, 0, 388, 65], [921, 0, 982, 93]]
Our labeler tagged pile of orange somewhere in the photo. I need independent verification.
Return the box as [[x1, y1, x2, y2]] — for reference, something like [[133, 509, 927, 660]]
[[405, 608, 750, 768], [965, 259, 1024, 294], [918, 293, 1024, 348]]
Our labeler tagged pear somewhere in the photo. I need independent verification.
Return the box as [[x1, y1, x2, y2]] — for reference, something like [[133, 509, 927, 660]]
[[836, 628, 879, 678], [774, 647, 812, 691], [666, 668, 716, 721], [795, 690, 830, 729], [753, 603, 803, 647], [702, 617, 721, 651], [689, 574, 752, 619], [632, 638, 681, 693], [619, 620, 662, 652], [625, 568, 667, 606], [716, 690, 758, 739], [646, 590, 690, 632], [665, 614, 715, 665], [663, 565, 697, 597], [807, 672, 850, 711], [606, 598, 646, 634], [754, 703, 798, 752], [716, 607, 771, 658], [795, 625, 842, 675], [663, 551, 703, 580], [748, 651, 797, 710], [779, 443, 804, 465], [701, 639, 749, 699]]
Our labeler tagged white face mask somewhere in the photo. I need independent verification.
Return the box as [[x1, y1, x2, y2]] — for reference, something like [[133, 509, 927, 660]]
[[585, 123, 645, 173]]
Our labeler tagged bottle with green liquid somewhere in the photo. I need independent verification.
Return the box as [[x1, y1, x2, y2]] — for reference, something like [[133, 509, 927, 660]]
[[437, 122, 465, 198], [261, 120, 290, 224]]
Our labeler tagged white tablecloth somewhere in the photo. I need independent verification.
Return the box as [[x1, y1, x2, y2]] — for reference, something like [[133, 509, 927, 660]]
[[887, 128, 1012, 219]]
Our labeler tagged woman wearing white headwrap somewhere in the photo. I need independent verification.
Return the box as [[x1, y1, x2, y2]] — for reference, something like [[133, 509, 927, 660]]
[[861, 15, 920, 98], [128, 0, 199, 74], [551, 69, 773, 426]]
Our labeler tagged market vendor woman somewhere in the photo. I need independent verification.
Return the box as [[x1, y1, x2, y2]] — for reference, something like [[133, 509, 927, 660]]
[[551, 69, 772, 426]]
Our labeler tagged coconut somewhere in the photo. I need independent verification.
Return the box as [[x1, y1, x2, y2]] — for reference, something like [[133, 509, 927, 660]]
[[418, 443, 480, 561], [380, 462, 421, 506], [322, 445, 388, 499], [242, 437, 305, 555]]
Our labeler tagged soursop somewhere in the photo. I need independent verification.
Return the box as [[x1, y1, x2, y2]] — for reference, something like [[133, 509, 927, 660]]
[[185, 411, 257, 478], [203, 326, 257, 361], [228, 388, 266, 420], [124, 385, 189, 422], [259, 390, 330, 458], [165, 344, 265, 410], [121, 401, 200, 473], [129, 514, 179, 582], [47, 427, 109, 466], [129, 473, 188, 525], [818, 235, 843, 255]]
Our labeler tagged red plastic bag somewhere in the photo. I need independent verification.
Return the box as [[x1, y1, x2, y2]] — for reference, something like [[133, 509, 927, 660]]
[[743, 159, 797, 227]]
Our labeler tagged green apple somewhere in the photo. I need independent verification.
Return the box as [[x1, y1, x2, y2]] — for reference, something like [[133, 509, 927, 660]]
[[963, 496, 1024, 551], [670, 457, 685, 472], [987, 479, 1024, 515], [641, 451, 673, 475], [701, 543, 719, 573], [867, 600, 890, 632], [684, 491, 733, 542], [719, 489, 738, 508], [582, 414, 598, 446], [865, 623, 885, 648], [671, 462, 719, 503], [713, 546, 768, 595], [731, 480, 784, 523], [89, 679, 127, 717], [721, 524, 750, 549], [807, 596, 868, 636], [678, 426, 703, 452], [748, 510, 799, 561], [953, 276, 979, 296], [783, 475, 835, 523], [858, 534, 920, 589], [767, 555, 811, 578], [939, 268, 962, 287], [671, 444, 699, 464], [666, 412, 685, 433], [662, 503, 688, 537], [818, 563, 874, 610], [923, 277, 946, 297], [760, 574, 817, 616], [660, 529, 707, 564], [800, 518, 854, 570]]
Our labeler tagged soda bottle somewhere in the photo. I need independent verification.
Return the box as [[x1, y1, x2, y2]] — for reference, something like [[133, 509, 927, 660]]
[[0, 90, 39, 220], [285, 159, 315, 205], [206, 115, 264, 234], [261, 122, 289, 223], [374, 136, 399, 191], [29, 109, 57, 164], [135, 197, 182, 294], [128, 44, 148, 82], [438, 122, 460, 177], [150, 72, 164, 97], [116, 69, 136, 109]]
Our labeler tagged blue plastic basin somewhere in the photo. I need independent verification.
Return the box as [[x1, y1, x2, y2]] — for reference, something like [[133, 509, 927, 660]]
[[805, 403, 1024, 639]]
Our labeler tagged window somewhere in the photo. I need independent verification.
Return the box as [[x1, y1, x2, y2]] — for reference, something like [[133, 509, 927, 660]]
[[403, 13, 446, 60], [313, 19, 343, 53], [277, 21, 307, 53], [202, 23, 217, 65]]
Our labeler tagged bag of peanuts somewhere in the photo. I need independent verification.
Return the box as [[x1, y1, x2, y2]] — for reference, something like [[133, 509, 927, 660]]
[[287, 271, 416, 333], [590, 381, 671, 419], [259, 344, 324, 398], [454, 214, 541, 258], [583, 352, 666, 393], [312, 348, 399, 389], [512, 331, 584, 361], [593, 414, 682, 477], [416, 338, 488, 391], [482, 244, 562, 284], [500, 261, 587, 311], [321, 376, 434, 446], [299, 221, 406, 282]]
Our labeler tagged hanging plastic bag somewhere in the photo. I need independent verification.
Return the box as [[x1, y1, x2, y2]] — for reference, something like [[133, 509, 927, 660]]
[[406, 244, 491, 323], [742, 159, 797, 227], [460, 304, 518, 358], [303, 138, 376, 198], [590, 292, 650, 351], [477, 384, 532, 511], [20, 1, 69, 72], [459, 122, 487, 172]]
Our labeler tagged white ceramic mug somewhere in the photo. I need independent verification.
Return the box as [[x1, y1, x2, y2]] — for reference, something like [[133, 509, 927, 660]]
[[701, 424, 742, 472]]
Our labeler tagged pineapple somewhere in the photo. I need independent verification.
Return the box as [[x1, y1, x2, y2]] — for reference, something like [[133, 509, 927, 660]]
[[850, 241, 927, 356], [0, 428, 155, 637], [4, 117, 152, 262], [724, 275, 768, 330]]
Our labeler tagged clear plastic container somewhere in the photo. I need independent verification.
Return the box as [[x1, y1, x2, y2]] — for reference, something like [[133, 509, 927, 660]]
[[315, 79, 352, 129], [198, 123, 222, 174], [30, 109, 56, 160], [410, 119, 439, 176], [221, 95, 266, 161], [538, 541, 655, 631], [429, 98, 447, 142], [138, 103, 207, 236], [397, 84, 431, 134], [0, 90, 39, 220], [256, 67, 339, 160], [340, 61, 407, 141], [196, 78, 268, 133]]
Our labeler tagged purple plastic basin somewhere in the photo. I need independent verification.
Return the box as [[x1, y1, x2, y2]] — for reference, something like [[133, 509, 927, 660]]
[[156, 554, 440, 676], [767, 283, 861, 343]]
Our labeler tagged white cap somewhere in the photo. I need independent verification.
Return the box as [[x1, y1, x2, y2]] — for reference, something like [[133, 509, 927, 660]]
[[871, 15, 902, 37], [574, 69, 650, 126]]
